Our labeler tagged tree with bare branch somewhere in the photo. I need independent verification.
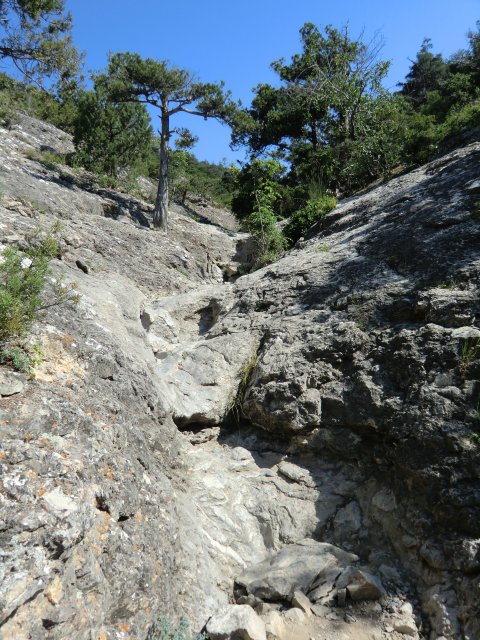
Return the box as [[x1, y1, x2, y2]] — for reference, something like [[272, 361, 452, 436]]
[[98, 52, 237, 231], [232, 23, 403, 194], [0, 0, 79, 86]]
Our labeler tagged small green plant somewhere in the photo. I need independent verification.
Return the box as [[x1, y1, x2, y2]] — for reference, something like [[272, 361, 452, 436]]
[[313, 243, 330, 253], [0, 90, 20, 128], [0, 227, 77, 373], [284, 196, 336, 246], [176, 266, 189, 278], [229, 352, 258, 422], [459, 338, 480, 376], [469, 431, 480, 446], [25, 149, 66, 170], [95, 174, 119, 190], [0, 345, 34, 372], [146, 616, 206, 640], [348, 298, 371, 331], [246, 160, 287, 267], [16, 196, 48, 215]]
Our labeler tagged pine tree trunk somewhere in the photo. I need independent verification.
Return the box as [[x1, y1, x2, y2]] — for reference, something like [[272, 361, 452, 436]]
[[153, 111, 170, 230]]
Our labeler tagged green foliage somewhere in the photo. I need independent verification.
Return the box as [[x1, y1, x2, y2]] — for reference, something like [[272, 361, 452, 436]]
[[0, 71, 79, 131], [229, 158, 300, 220], [401, 24, 480, 164], [470, 199, 480, 222], [0, 238, 57, 341], [470, 403, 480, 423], [336, 95, 409, 191], [0, 227, 77, 373], [439, 98, 480, 141], [0, 343, 41, 372], [245, 159, 287, 267], [284, 196, 336, 245], [168, 150, 234, 207], [459, 338, 480, 376], [228, 352, 258, 422], [146, 616, 205, 640], [70, 86, 156, 178], [313, 243, 330, 253], [232, 23, 397, 196], [400, 38, 448, 107], [97, 51, 237, 229], [25, 147, 66, 169], [470, 431, 480, 446], [230, 20, 480, 234], [0, 0, 80, 87], [0, 78, 22, 127]]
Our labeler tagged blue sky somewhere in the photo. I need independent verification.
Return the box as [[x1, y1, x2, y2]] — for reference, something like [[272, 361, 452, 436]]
[[65, 0, 479, 165]]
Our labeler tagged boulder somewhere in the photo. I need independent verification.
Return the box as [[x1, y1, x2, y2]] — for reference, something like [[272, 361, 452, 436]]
[[0, 371, 24, 396], [333, 501, 362, 539], [236, 540, 357, 601], [206, 605, 266, 640], [336, 567, 386, 601], [291, 589, 312, 616], [282, 607, 306, 624], [262, 610, 285, 639]]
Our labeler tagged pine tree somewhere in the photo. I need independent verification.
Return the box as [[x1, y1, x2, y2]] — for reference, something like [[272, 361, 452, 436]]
[[98, 53, 236, 231]]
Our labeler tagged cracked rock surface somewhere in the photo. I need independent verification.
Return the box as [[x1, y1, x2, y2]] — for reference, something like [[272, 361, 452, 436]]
[[0, 116, 479, 640]]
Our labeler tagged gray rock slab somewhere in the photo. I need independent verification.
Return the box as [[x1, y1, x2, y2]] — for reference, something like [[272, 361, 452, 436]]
[[336, 567, 386, 601], [236, 540, 358, 601], [0, 371, 24, 396], [206, 604, 266, 640]]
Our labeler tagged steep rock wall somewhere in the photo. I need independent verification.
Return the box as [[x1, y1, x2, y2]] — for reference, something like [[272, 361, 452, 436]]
[[0, 115, 479, 640]]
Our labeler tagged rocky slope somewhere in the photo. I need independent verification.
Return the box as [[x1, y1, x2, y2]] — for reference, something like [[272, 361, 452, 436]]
[[0, 115, 479, 640]]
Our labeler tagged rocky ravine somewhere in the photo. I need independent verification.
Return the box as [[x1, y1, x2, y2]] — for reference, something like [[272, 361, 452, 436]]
[[0, 115, 479, 640]]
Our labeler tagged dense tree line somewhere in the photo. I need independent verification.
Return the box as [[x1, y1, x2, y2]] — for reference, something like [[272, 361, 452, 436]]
[[0, 9, 478, 246], [224, 21, 479, 263]]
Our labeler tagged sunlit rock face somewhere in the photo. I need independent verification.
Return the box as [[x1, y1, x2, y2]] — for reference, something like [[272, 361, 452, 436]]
[[0, 115, 479, 640]]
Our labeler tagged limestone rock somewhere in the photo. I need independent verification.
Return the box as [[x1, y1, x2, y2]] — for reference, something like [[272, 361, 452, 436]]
[[206, 605, 266, 640], [465, 178, 480, 194], [336, 567, 386, 601], [236, 540, 357, 601], [0, 370, 24, 396], [155, 331, 259, 426], [393, 603, 418, 636], [262, 610, 285, 639], [292, 589, 312, 616], [372, 489, 397, 512], [333, 501, 362, 539], [1, 113, 480, 640], [282, 607, 306, 624]]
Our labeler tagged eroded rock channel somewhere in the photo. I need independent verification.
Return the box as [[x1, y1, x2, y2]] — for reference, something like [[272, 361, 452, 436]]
[[0, 116, 479, 640]]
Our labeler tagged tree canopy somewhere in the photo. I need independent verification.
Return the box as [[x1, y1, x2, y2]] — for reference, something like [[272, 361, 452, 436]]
[[1, 8, 479, 261], [71, 86, 155, 179], [399, 38, 448, 106], [0, 0, 79, 86], [97, 52, 237, 229], [231, 23, 404, 199]]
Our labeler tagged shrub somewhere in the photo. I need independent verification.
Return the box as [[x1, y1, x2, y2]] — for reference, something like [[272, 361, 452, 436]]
[[247, 205, 287, 268], [228, 352, 258, 422], [459, 338, 480, 376], [0, 228, 77, 373], [146, 616, 205, 640], [440, 98, 480, 140], [0, 90, 20, 128], [284, 196, 336, 245], [25, 148, 67, 170], [245, 159, 288, 267]]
